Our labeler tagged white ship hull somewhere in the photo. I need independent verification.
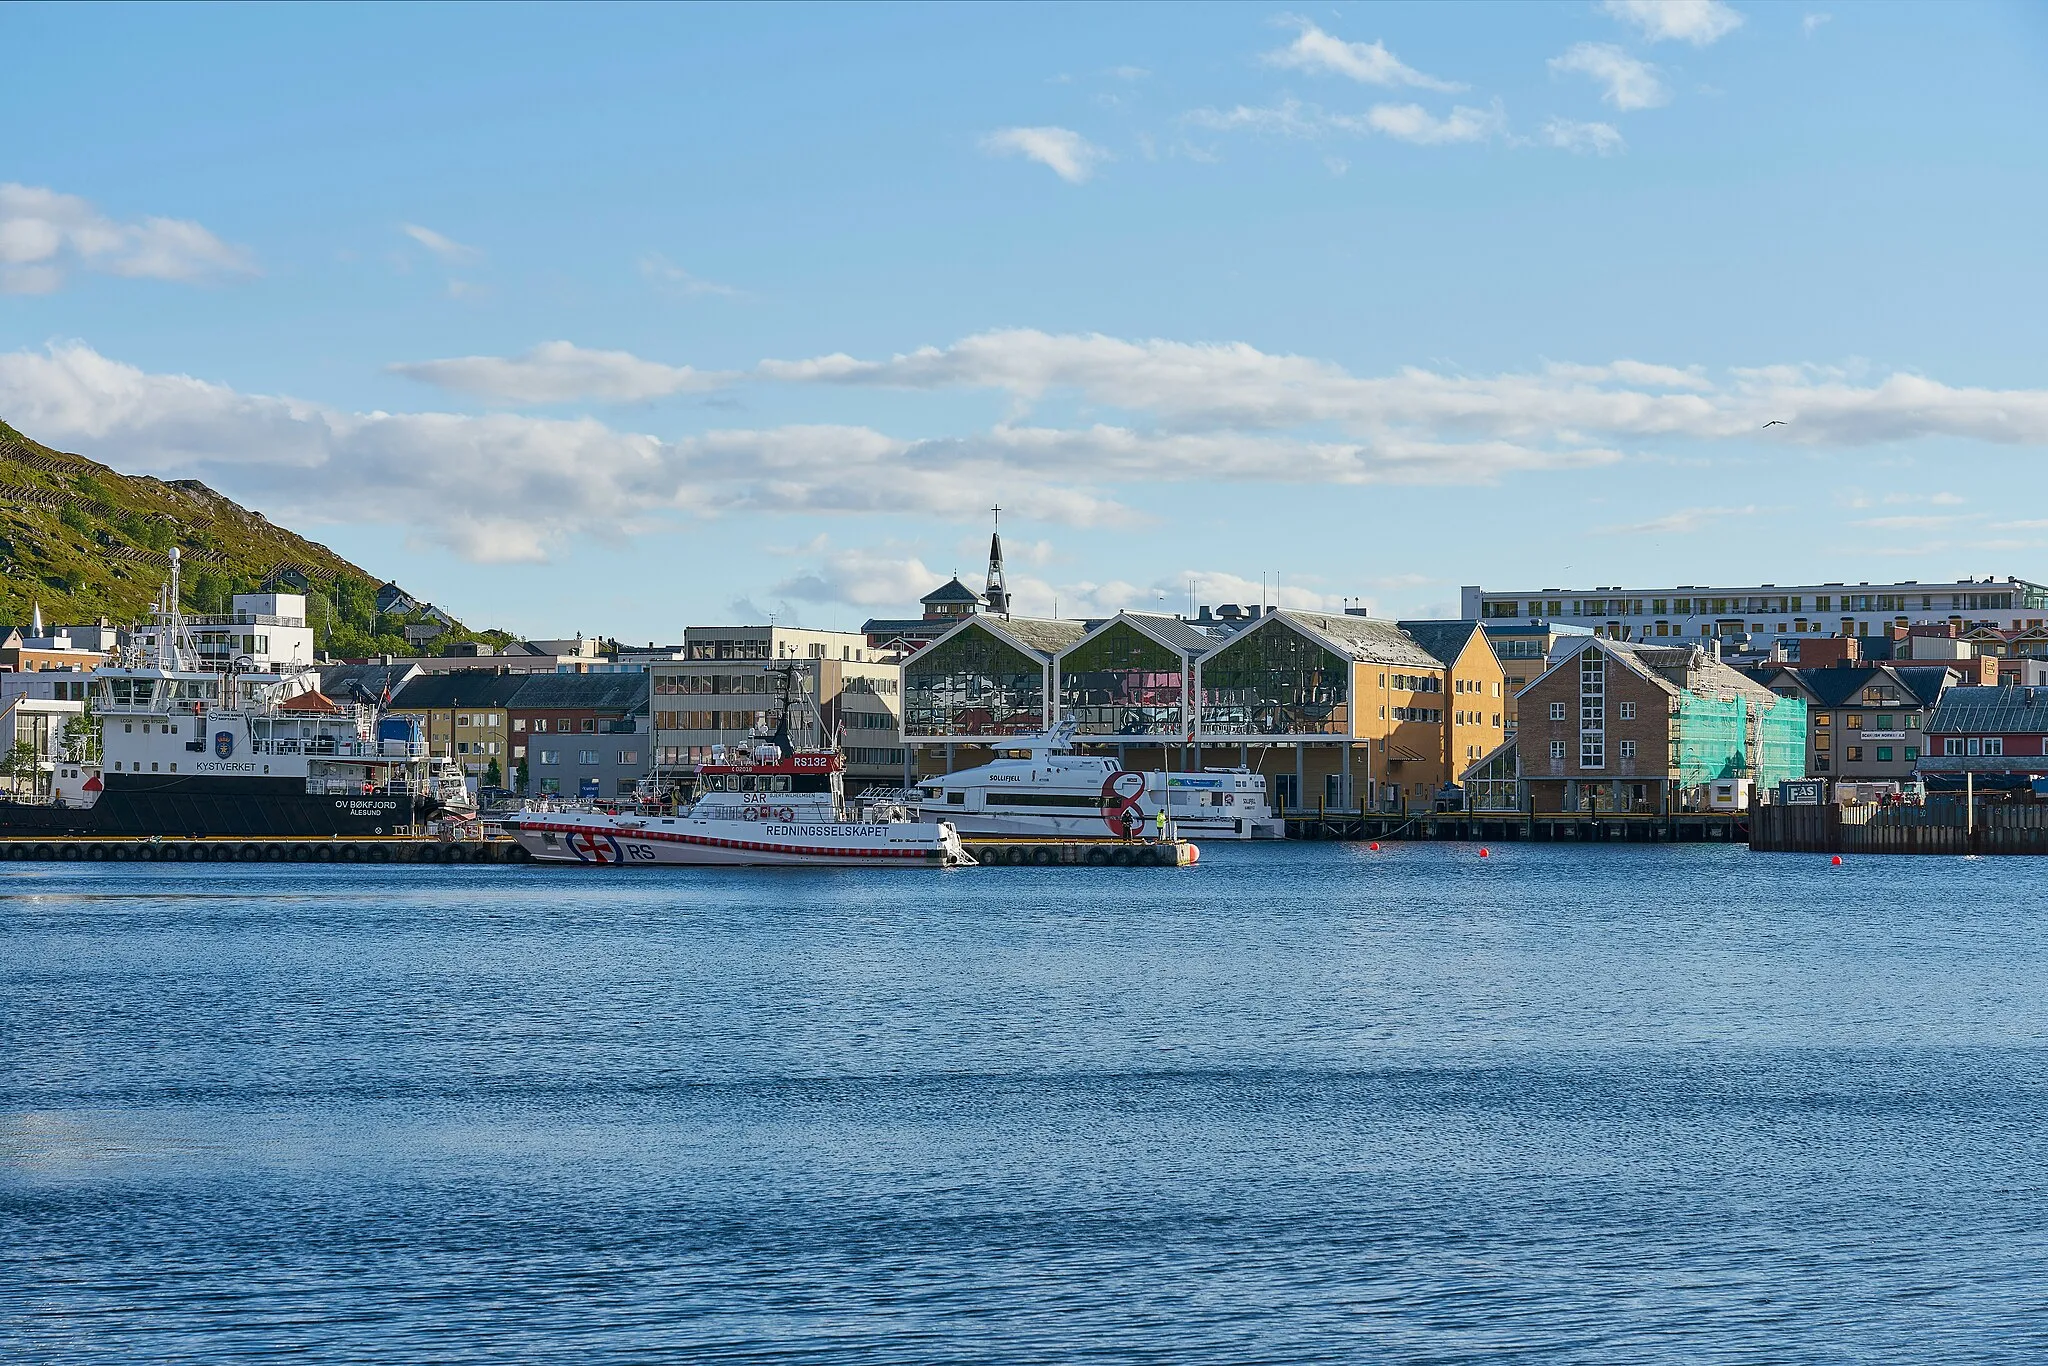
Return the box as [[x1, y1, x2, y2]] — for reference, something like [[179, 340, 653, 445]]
[[512, 810, 973, 868], [923, 809, 1274, 840]]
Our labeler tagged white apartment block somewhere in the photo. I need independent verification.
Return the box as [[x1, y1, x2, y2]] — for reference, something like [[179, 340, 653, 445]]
[[649, 625, 905, 788], [1463, 578, 2048, 649], [134, 592, 318, 672]]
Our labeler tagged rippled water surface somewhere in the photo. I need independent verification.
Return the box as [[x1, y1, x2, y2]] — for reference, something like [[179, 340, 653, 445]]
[[6, 843, 2048, 1362]]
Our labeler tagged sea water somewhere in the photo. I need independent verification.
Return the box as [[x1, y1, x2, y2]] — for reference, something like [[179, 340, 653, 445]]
[[4, 843, 2046, 1362]]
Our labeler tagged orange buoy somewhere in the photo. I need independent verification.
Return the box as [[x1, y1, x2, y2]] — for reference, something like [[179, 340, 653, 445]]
[[1368, 842, 1380, 851], [1831, 855, 1843, 866], [1478, 848, 1490, 857]]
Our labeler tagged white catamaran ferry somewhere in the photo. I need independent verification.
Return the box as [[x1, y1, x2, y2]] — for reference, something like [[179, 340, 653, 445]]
[[915, 726, 1283, 840], [0, 549, 472, 838], [508, 668, 973, 868]]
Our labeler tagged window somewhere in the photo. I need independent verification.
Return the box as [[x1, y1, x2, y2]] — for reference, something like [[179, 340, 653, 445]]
[[1846, 714, 1863, 730], [1619, 701, 1636, 721], [1943, 738, 1963, 756], [1619, 739, 1636, 760], [1846, 746, 1862, 761], [1815, 757, 1830, 771], [578, 749, 600, 765], [1581, 737, 1604, 767], [538, 750, 560, 765], [1876, 747, 1892, 762], [1905, 747, 1919, 761], [580, 718, 596, 733], [1551, 701, 1566, 721], [1550, 740, 1567, 760], [1815, 714, 1831, 728], [617, 750, 639, 765], [532, 718, 548, 733], [1985, 738, 2004, 756]]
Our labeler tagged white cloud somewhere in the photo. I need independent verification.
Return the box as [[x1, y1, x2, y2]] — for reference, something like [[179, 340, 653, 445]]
[[1600, 504, 1770, 535], [1603, 0, 1745, 46], [388, 341, 734, 404], [1542, 117, 1626, 155], [1364, 102, 1505, 146], [758, 329, 2048, 450], [639, 252, 739, 297], [1803, 12, 1832, 36], [980, 127, 1110, 183], [773, 547, 947, 606], [1182, 98, 1502, 146], [0, 183, 254, 293], [16, 333, 2048, 570], [400, 223, 481, 264], [1550, 43, 1670, 111], [1262, 18, 1462, 92]]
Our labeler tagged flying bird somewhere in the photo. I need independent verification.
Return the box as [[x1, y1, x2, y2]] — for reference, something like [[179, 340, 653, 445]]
[[1762, 420, 1788, 428]]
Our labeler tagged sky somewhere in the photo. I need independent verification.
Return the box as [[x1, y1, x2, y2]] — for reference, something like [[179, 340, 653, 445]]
[[3, 0, 2047, 641]]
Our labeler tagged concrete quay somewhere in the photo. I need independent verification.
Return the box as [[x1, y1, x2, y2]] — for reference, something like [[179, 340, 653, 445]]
[[0, 837, 527, 864]]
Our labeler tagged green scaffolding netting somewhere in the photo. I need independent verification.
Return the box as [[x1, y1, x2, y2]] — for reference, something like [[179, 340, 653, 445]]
[[1674, 694, 1807, 786]]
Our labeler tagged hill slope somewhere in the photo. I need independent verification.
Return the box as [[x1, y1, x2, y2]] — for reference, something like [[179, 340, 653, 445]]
[[0, 418, 495, 656]]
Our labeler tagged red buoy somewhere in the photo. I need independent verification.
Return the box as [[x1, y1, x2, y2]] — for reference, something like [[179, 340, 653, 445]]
[[1831, 855, 1843, 866], [1368, 842, 1380, 851], [1478, 848, 1490, 857]]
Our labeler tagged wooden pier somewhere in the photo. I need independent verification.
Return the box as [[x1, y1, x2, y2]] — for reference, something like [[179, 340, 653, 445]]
[[962, 837, 1198, 867], [1751, 800, 2048, 855], [1282, 811, 1748, 843]]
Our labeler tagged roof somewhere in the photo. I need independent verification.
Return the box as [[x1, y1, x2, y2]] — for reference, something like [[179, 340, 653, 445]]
[[1522, 636, 1789, 709], [278, 689, 345, 714], [1746, 663, 1955, 709], [1927, 685, 2048, 734], [319, 663, 421, 703], [921, 578, 984, 606], [388, 670, 531, 710], [506, 673, 649, 714], [1264, 611, 1444, 669], [990, 615, 1089, 656], [1076, 611, 1220, 655], [1397, 619, 1487, 668]]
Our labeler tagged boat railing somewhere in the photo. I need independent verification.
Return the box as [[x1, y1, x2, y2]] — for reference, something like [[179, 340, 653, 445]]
[[254, 738, 403, 758]]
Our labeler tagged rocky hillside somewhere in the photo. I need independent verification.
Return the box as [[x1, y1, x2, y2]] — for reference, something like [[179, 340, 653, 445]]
[[0, 419, 497, 656]]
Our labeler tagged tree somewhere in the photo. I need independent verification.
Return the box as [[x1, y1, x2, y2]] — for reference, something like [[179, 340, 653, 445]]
[[483, 757, 502, 787], [0, 741, 42, 797], [514, 758, 529, 792]]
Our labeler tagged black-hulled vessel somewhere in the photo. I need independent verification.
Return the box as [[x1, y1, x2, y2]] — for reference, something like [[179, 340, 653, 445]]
[[0, 550, 472, 838]]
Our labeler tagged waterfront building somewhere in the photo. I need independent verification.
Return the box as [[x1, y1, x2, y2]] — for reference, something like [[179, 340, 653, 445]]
[[1747, 662, 1963, 780], [0, 618, 110, 673], [650, 625, 904, 790], [1478, 620, 1593, 734], [902, 614, 1088, 774], [1920, 686, 2048, 795], [1463, 577, 2048, 651], [506, 672, 650, 799], [901, 608, 1502, 813], [1486, 636, 1806, 814], [0, 686, 85, 797], [386, 671, 527, 788], [1397, 620, 1510, 779]]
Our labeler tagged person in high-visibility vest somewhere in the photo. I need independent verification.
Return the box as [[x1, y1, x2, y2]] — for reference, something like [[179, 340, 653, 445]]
[[1155, 808, 1167, 842]]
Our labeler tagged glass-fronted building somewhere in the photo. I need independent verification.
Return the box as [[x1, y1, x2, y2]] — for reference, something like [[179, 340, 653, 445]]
[[903, 617, 1087, 741], [1058, 615, 1213, 740]]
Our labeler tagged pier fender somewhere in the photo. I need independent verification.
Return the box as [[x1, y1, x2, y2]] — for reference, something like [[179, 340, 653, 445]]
[[33, 844, 54, 860], [290, 847, 314, 863], [315, 846, 336, 862], [87, 845, 110, 861], [59, 844, 82, 861], [369, 846, 392, 863], [339, 846, 361, 862], [1086, 848, 1113, 866], [1031, 847, 1055, 866], [239, 845, 263, 862], [1111, 847, 1136, 867]]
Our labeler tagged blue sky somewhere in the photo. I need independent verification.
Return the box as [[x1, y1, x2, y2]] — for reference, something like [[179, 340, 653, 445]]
[[4, 1, 2046, 639]]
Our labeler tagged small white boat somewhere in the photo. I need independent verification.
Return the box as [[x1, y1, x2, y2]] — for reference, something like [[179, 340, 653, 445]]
[[508, 669, 971, 868], [916, 726, 1284, 840]]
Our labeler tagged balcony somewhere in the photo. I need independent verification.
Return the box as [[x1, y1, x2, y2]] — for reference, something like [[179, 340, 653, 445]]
[[189, 612, 306, 628]]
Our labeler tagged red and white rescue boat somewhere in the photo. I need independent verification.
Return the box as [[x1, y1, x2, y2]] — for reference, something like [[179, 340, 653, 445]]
[[509, 746, 972, 868]]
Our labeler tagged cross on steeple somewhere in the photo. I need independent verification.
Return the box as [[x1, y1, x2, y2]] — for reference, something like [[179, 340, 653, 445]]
[[984, 504, 1011, 618]]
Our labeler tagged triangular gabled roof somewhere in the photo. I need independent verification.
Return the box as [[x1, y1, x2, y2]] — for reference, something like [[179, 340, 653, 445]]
[[1064, 611, 1217, 660], [278, 689, 346, 714], [912, 612, 1087, 664]]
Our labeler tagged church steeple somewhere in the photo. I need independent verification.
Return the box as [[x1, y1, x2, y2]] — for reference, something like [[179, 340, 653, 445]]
[[983, 504, 1010, 617]]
